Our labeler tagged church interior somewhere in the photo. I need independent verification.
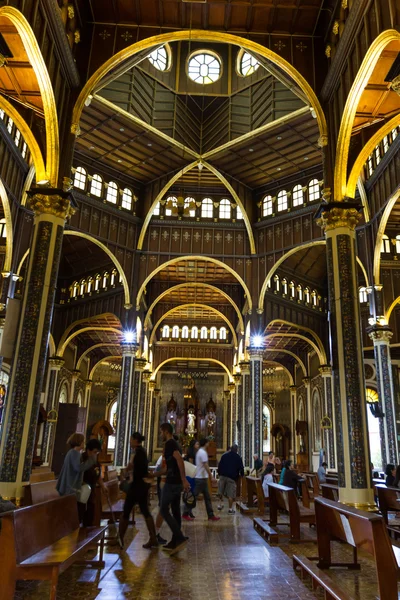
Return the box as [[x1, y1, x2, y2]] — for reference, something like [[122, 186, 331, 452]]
[[0, 0, 400, 598]]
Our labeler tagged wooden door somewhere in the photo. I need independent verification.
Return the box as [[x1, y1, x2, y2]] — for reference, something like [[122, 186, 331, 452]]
[[51, 404, 79, 475]]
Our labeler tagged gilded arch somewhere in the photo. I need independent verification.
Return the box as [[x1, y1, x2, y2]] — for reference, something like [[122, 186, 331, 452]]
[[265, 348, 307, 378], [76, 343, 122, 370], [136, 255, 252, 312], [89, 355, 122, 380], [0, 180, 13, 273], [152, 357, 233, 381], [373, 187, 400, 284], [265, 332, 325, 365], [267, 319, 327, 363], [57, 327, 122, 357]]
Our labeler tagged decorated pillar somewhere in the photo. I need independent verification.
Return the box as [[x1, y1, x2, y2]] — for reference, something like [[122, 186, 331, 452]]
[[84, 379, 93, 409], [70, 369, 80, 403], [146, 381, 156, 458], [233, 373, 241, 445], [133, 358, 147, 433], [228, 382, 235, 448], [303, 377, 311, 466], [239, 360, 250, 466], [319, 365, 336, 470], [317, 204, 373, 507], [0, 190, 74, 501], [249, 348, 264, 461], [115, 342, 137, 467], [289, 385, 297, 463], [41, 357, 64, 465], [138, 368, 151, 433], [368, 328, 398, 467]]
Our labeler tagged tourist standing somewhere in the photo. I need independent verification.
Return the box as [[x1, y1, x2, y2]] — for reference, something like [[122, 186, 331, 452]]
[[252, 453, 263, 475], [194, 438, 220, 521], [81, 438, 109, 526], [56, 433, 99, 499], [159, 422, 190, 553], [217, 443, 244, 513], [119, 432, 158, 549]]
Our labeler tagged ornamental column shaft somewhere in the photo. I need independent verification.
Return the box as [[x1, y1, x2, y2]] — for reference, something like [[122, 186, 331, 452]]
[[289, 386, 297, 463], [369, 328, 398, 466], [0, 191, 74, 501], [249, 349, 264, 460], [303, 377, 312, 468], [319, 366, 336, 470], [115, 343, 137, 467], [317, 204, 373, 507], [41, 357, 64, 465], [239, 361, 250, 465]]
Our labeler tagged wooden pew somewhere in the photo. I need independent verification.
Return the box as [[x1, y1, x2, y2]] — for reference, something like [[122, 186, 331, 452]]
[[314, 496, 400, 600], [306, 473, 320, 497], [245, 476, 265, 515], [103, 466, 118, 482], [268, 482, 316, 542], [321, 483, 339, 501], [0, 495, 106, 600], [237, 476, 249, 514], [93, 479, 124, 526], [376, 484, 400, 524], [326, 474, 338, 485], [293, 555, 354, 600], [301, 480, 313, 508], [23, 480, 59, 506]]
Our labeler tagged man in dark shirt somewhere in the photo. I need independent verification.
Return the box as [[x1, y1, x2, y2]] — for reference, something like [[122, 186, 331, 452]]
[[81, 439, 108, 526], [217, 444, 244, 513], [159, 422, 190, 554]]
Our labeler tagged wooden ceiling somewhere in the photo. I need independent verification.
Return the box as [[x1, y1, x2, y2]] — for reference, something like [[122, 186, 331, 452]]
[[161, 305, 226, 324], [264, 320, 317, 355], [88, 0, 328, 36], [58, 235, 113, 279], [354, 41, 400, 134], [157, 284, 231, 306], [66, 314, 123, 361], [277, 244, 326, 283], [0, 17, 43, 115]]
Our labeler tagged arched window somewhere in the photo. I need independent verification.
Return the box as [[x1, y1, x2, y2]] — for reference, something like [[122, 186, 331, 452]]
[[108, 400, 118, 451], [21, 142, 27, 159], [219, 327, 227, 340], [281, 278, 288, 295], [304, 287, 310, 303], [396, 235, 400, 254], [262, 404, 271, 453], [367, 155, 373, 177], [0, 219, 6, 238], [236, 205, 243, 220], [292, 184, 303, 207], [191, 326, 198, 339], [95, 274, 101, 291], [289, 281, 295, 298], [201, 197, 213, 218], [87, 276, 93, 293], [308, 179, 320, 202], [107, 181, 118, 204], [374, 146, 381, 166], [182, 326, 189, 338], [210, 326, 217, 339], [200, 326, 208, 339], [90, 174, 103, 197], [6, 117, 13, 134], [153, 202, 160, 216], [121, 188, 133, 210], [182, 196, 195, 218], [273, 274, 280, 292], [73, 166, 87, 190], [0, 109, 4, 119], [297, 284, 303, 301], [148, 45, 169, 71], [102, 271, 109, 288], [188, 51, 222, 85], [262, 195, 273, 217], [165, 195, 177, 217], [359, 287, 368, 303], [239, 51, 260, 76], [311, 290, 318, 306], [14, 129, 21, 147], [277, 190, 288, 212], [392, 128, 398, 141], [172, 325, 180, 338], [383, 136, 389, 153], [381, 234, 391, 253], [110, 269, 117, 286], [162, 325, 170, 338], [79, 279, 86, 296], [312, 389, 322, 451], [219, 198, 231, 219], [59, 382, 69, 404], [70, 281, 78, 298]]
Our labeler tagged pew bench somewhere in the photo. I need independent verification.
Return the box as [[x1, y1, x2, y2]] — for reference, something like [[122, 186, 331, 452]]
[[0, 495, 106, 600], [245, 476, 265, 515], [293, 555, 354, 600], [237, 476, 250, 514], [376, 483, 400, 524], [93, 478, 124, 526], [23, 479, 59, 506], [268, 482, 316, 542], [321, 483, 339, 501], [315, 496, 400, 600]]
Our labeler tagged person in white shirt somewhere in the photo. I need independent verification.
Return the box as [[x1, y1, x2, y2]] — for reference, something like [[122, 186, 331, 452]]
[[317, 462, 327, 483], [261, 463, 275, 498], [194, 439, 220, 521]]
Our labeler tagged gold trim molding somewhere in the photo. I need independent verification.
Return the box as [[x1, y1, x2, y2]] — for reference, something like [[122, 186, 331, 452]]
[[30, 194, 75, 220], [316, 207, 361, 231]]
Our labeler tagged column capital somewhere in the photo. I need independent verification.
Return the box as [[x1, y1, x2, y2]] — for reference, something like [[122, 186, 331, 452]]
[[224, 390, 230, 400], [302, 377, 311, 386], [316, 202, 362, 232], [142, 369, 152, 382], [48, 356, 64, 370], [121, 342, 138, 356], [149, 381, 156, 391], [368, 327, 393, 343], [134, 358, 148, 371], [319, 365, 332, 376], [239, 361, 250, 374], [233, 373, 242, 384], [228, 382, 236, 393], [28, 188, 76, 220], [85, 378, 93, 389], [71, 369, 80, 379], [289, 385, 297, 391], [248, 348, 264, 360]]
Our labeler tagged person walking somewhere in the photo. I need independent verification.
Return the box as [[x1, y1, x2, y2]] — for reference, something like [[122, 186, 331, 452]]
[[194, 438, 220, 521], [119, 432, 158, 549], [56, 433, 99, 511], [217, 443, 244, 514], [159, 422, 190, 553]]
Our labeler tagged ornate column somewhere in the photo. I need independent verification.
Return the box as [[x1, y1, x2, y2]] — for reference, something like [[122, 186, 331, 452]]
[[249, 348, 264, 460], [233, 373, 241, 445], [303, 377, 311, 467], [368, 327, 398, 467], [138, 368, 151, 433], [0, 190, 74, 501], [146, 381, 156, 459], [70, 369, 80, 403], [224, 389, 231, 449], [239, 361, 250, 466], [41, 357, 64, 465], [133, 358, 147, 433], [317, 204, 373, 508], [115, 342, 137, 467], [319, 365, 336, 470], [84, 379, 93, 409], [289, 385, 297, 462], [228, 382, 235, 448]]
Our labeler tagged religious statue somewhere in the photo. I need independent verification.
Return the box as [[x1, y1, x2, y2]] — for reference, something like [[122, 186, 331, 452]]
[[205, 397, 216, 438], [166, 395, 177, 431], [186, 406, 197, 438]]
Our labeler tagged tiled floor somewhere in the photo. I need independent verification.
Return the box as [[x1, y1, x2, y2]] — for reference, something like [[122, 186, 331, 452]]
[[14, 503, 318, 600]]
